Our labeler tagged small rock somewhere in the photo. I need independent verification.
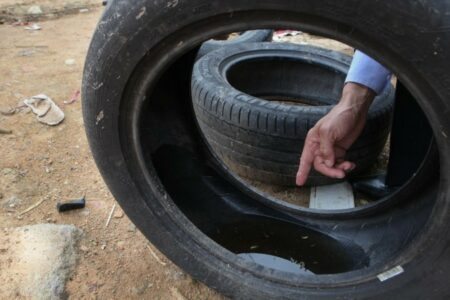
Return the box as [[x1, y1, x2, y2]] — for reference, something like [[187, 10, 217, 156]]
[[27, 5, 43, 15], [0, 224, 82, 299], [79, 8, 89, 13], [80, 245, 89, 252], [1, 168, 14, 175], [131, 280, 152, 295], [116, 241, 126, 250], [25, 23, 41, 31], [359, 199, 370, 206], [64, 59, 75, 66], [113, 209, 124, 219], [2, 196, 22, 209], [168, 268, 186, 281], [127, 224, 136, 232]]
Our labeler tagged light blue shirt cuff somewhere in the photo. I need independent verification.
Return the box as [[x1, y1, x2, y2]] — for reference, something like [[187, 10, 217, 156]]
[[345, 50, 392, 95]]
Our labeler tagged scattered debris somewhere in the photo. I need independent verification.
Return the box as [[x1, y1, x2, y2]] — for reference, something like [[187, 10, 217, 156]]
[[17, 49, 35, 56], [64, 58, 75, 66], [25, 23, 41, 31], [2, 196, 22, 209], [57, 197, 86, 212], [64, 90, 80, 105], [25, 94, 51, 114], [12, 21, 30, 27], [24, 94, 65, 126], [27, 5, 43, 15], [1, 107, 18, 116], [113, 208, 124, 219], [15, 44, 48, 49], [79, 8, 90, 13], [105, 203, 116, 228], [273, 30, 302, 41], [0, 128, 12, 135], [18, 197, 47, 216], [131, 280, 153, 295], [116, 240, 126, 250], [127, 224, 137, 232], [146, 245, 167, 266]]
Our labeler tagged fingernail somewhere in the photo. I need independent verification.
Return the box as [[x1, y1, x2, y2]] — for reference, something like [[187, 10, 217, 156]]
[[325, 160, 333, 167]]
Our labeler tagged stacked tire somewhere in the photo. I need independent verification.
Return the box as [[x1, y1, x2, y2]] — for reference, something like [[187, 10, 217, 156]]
[[196, 30, 273, 58], [192, 43, 395, 186]]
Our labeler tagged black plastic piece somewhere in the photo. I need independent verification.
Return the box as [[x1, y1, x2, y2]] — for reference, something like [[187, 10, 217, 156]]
[[57, 197, 86, 212]]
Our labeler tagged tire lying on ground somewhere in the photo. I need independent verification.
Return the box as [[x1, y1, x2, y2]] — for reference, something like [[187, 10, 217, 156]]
[[83, 0, 449, 299], [196, 30, 273, 58], [192, 43, 395, 186]]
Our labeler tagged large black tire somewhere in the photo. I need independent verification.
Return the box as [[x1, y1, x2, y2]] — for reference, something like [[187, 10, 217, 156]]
[[192, 43, 395, 186], [196, 30, 273, 58], [83, 1, 449, 299]]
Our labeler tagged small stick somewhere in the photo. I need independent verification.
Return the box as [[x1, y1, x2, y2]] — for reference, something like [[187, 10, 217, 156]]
[[64, 90, 80, 105], [0, 128, 12, 134], [0, 108, 16, 116], [105, 203, 116, 228], [18, 198, 47, 216], [146, 245, 167, 266]]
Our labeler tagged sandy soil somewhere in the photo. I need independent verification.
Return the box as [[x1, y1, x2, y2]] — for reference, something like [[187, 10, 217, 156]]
[[0, 9, 222, 299]]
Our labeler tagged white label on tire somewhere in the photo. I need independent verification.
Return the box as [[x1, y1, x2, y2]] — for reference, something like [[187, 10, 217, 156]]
[[377, 266, 404, 282], [309, 182, 355, 210]]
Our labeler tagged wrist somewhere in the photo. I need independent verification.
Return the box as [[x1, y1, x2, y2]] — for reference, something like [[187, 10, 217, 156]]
[[339, 82, 376, 111]]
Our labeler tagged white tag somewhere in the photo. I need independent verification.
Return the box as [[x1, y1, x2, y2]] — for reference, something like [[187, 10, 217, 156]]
[[377, 265, 404, 282], [309, 182, 355, 210]]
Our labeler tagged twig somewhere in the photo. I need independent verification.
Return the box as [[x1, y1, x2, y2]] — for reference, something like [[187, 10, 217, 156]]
[[146, 244, 167, 266], [15, 45, 48, 48], [105, 203, 116, 228], [64, 90, 80, 105], [0, 128, 12, 134], [18, 198, 47, 216], [0, 108, 16, 116]]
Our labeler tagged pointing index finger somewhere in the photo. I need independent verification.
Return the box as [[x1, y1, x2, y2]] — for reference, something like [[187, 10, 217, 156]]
[[296, 138, 318, 186]]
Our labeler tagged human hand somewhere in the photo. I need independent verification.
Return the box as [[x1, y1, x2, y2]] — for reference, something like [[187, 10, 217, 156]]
[[296, 83, 376, 186]]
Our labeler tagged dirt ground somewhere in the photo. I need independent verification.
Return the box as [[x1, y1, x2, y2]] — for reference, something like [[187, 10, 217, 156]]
[[0, 8, 223, 299]]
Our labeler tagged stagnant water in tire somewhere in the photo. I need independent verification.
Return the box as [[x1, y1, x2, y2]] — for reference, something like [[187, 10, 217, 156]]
[[208, 217, 368, 274], [153, 145, 369, 275]]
